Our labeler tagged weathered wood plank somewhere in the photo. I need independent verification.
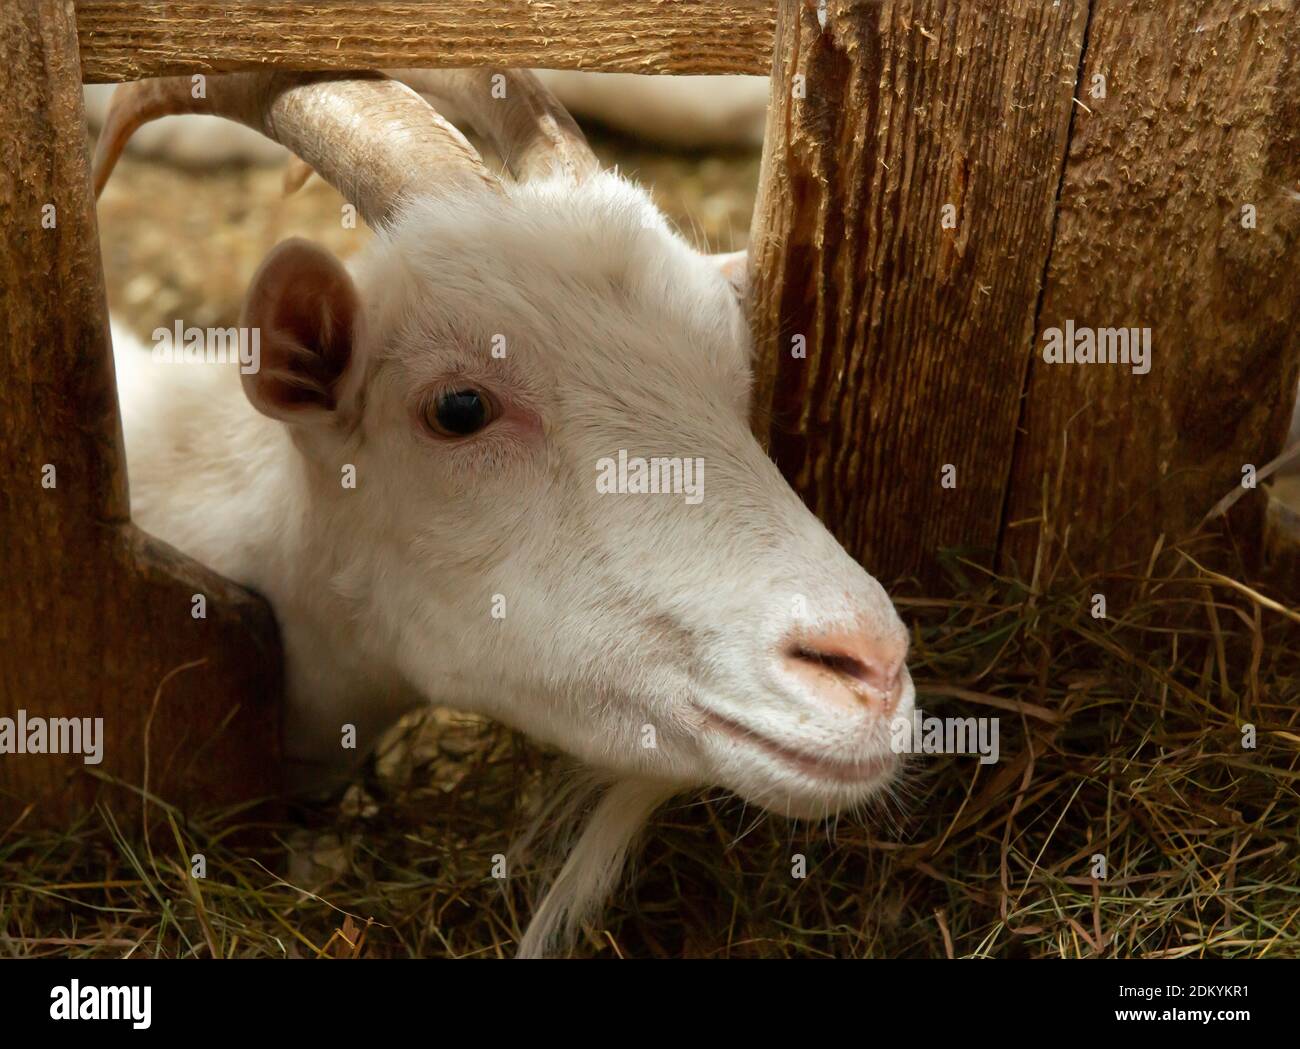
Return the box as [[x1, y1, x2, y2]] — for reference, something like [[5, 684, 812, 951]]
[[1003, 0, 1300, 575], [74, 0, 776, 82], [748, 0, 1088, 583], [0, 0, 281, 822]]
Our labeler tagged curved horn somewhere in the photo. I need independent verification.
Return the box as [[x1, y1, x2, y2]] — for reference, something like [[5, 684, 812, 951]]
[[388, 69, 599, 183], [93, 72, 500, 227]]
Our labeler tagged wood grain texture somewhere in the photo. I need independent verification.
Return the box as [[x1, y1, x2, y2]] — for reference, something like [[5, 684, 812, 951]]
[[1003, 0, 1300, 575], [0, 0, 282, 823], [748, 0, 1088, 582], [74, 0, 776, 82]]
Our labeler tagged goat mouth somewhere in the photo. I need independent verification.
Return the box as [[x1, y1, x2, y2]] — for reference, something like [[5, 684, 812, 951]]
[[694, 706, 897, 786]]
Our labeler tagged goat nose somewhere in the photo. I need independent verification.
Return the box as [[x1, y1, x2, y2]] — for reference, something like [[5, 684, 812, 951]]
[[781, 627, 908, 716]]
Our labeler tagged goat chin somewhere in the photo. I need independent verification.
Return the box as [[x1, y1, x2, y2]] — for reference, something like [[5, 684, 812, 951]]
[[516, 775, 678, 959]]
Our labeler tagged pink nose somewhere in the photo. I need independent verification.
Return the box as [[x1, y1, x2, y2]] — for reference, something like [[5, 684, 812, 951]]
[[781, 626, 908, 716]]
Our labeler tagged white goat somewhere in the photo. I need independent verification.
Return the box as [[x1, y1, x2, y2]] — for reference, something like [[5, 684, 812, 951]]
[[95, 69, 914, 957]]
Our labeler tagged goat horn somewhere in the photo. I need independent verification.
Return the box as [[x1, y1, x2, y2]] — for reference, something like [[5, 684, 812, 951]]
[[282, 156, 315, 197], [92, 72, 501, 227], [388, 69, 599, 183]]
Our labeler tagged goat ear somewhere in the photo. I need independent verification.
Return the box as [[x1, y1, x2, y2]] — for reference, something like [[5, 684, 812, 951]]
[[239, 237, 360, 422], [710, 249, 748, 302]]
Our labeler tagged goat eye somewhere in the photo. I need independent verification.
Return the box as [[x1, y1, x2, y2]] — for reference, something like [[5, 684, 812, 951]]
[[425, 388, 495, 437]]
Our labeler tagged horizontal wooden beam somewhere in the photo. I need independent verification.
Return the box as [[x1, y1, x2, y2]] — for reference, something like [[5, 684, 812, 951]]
[[75, 0, 775, 82]]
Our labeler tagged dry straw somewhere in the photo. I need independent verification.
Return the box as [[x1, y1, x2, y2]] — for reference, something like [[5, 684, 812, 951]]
[[3, 527, 1296, 958]]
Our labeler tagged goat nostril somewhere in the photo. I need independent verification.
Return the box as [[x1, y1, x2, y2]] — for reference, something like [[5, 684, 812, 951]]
[[794, 645, 898, 693], [785, 633, 906, 713]]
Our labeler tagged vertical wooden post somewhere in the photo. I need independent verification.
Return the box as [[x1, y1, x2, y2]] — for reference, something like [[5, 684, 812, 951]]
[[1003, 0, 1300, 574], [0, 0, 281, 822], [748, 0, 1089, 584]]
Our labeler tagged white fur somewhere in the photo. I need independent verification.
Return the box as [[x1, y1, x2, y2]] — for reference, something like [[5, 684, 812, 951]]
[[1283, 388, 1300, 478], [513, 775, 677, 958], [113, 168, 911, 954]]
